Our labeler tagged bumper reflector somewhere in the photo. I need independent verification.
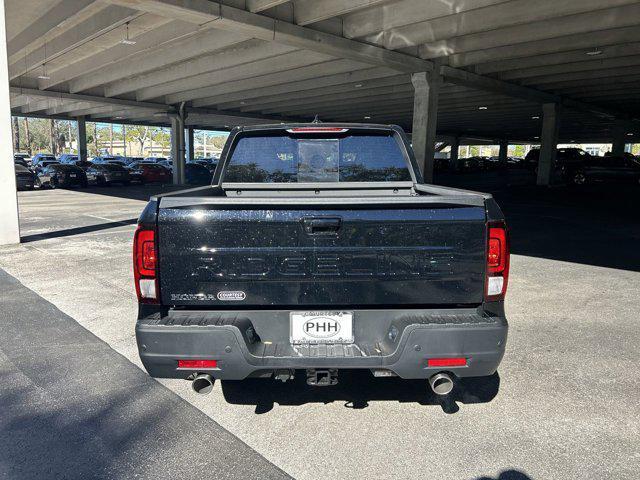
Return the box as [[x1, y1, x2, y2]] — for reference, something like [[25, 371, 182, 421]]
[[178, 359, 218, 369], [138, 278, 156, 299], [487, 276, 504, 296], [427, 357, 467, 367]]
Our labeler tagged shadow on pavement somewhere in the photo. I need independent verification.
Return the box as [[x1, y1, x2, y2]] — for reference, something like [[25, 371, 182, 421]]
[[437, 169, 640, 272], [79, 183, 184, 201], [475, 470, 533, 480], [221, 370, 500, 414], [20, 218, 137, 243]]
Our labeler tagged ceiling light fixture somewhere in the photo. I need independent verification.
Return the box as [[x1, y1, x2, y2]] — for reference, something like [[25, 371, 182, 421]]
[[533, 136, 540, 139], [531, 116, 540, 119], [627, 133, 634, 136], [120, 22, 136, 45], [586, 49, 603, 56], [37, 64, 50, 80], [364, 116, 371, 119], [478, 106, 488, 110], [37, 41, 50, 80], [354, 84, 363, 88]]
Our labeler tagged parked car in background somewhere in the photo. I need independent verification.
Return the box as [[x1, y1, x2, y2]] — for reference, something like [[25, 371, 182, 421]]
[[106, 155, 140, 166], [57, 154, 94, 171], [58, 154, 78, 164], [74, 160, 95, 171], [506, 156, 523, 168], [142, 156, 173, 172], [483, 156, 503, 170], [125, 156, 145, 165], [460, 156, 482, 172], [91, 155, 121, 165], [86, 163, 131, 186], [563, 155, 640, 185], [185, 162, 212, 185], [524, 147, 590, 171], [433, 156, 449, 172], [158, 159, 173, 171], [37, 164, 87, 189], [14, 154, 31, 168], [31, 153, 58, 172], [129, 162, 172, 184], [144, 156, 168, 164], [194, 157, 219, 173], [125, 164, 144, 184], [15, 164, 37, 190], [14, 152, 31, 165]]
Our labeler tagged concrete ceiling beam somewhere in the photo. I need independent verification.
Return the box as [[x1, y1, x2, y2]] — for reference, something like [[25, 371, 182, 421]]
[[8, 4, 141, 80], [68, 28, 249, 93], [136, 49, 334, 101], [7, 0, 98, 58], [418, 3, 640, 60], [105, 39, 295, 97], [369, 0, 639, 50], [105, 0, 435, 73]]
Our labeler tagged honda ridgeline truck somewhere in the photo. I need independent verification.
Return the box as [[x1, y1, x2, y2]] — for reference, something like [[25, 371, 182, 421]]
[[133, 124, 509, 396]]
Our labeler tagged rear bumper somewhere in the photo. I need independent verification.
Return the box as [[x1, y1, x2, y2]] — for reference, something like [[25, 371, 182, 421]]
[[16, 177, 35, 189], [136, 308, 507, 380]]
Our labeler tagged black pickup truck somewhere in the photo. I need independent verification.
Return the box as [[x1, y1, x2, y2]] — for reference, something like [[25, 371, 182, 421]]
[[134, 124, 509, 396]]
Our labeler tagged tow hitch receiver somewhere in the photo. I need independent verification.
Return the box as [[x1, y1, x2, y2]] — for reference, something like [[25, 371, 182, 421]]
[[306, 368, 338, 386]]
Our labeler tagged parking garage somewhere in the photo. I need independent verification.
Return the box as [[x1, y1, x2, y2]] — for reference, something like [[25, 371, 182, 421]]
[[1, 1, 639, 479]]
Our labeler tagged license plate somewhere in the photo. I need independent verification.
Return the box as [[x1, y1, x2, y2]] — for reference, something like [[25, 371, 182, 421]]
[[290, 311, 353, 344], [69, 173, 77, 178]]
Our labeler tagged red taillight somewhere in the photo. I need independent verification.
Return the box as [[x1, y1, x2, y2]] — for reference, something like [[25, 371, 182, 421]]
[[427, 357, 467, 367], [286, 127, 349, 133], [141, 237, 156, 272], [133, 226, 159, 303], [485, 222, 510, 301], [177, 359, 218, 369]]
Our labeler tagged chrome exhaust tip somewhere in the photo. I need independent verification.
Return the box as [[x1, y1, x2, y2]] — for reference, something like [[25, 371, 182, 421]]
[[429, 372, 454, 396], [192, 373, 215, 395]]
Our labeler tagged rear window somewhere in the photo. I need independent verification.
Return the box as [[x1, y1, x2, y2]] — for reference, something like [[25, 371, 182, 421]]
[[224, 131, 411, 183]]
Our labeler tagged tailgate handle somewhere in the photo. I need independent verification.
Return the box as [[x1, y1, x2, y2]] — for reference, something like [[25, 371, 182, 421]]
[[303, 217, 342, 235]]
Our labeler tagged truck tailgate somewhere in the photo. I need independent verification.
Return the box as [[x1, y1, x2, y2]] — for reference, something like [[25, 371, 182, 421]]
[[157, 204, 486, 307]]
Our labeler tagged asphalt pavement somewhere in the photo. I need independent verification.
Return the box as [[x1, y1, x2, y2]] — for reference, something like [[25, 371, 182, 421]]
[[0, 268, 290, 480], [0, 177, 638, 479]]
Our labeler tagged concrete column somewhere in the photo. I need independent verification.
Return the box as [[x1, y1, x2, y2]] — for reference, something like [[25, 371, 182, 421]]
[[498, 140, 509, 167], [449, 136, 459, 172], [411, 69, 441, 183], [537, 103, 561, 186], [170, 116, 186, 185], [187, 127, 195, 162], [77, 116, 87, 162], [611, 121, 627, 157], [0, 0, 20, 245]]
